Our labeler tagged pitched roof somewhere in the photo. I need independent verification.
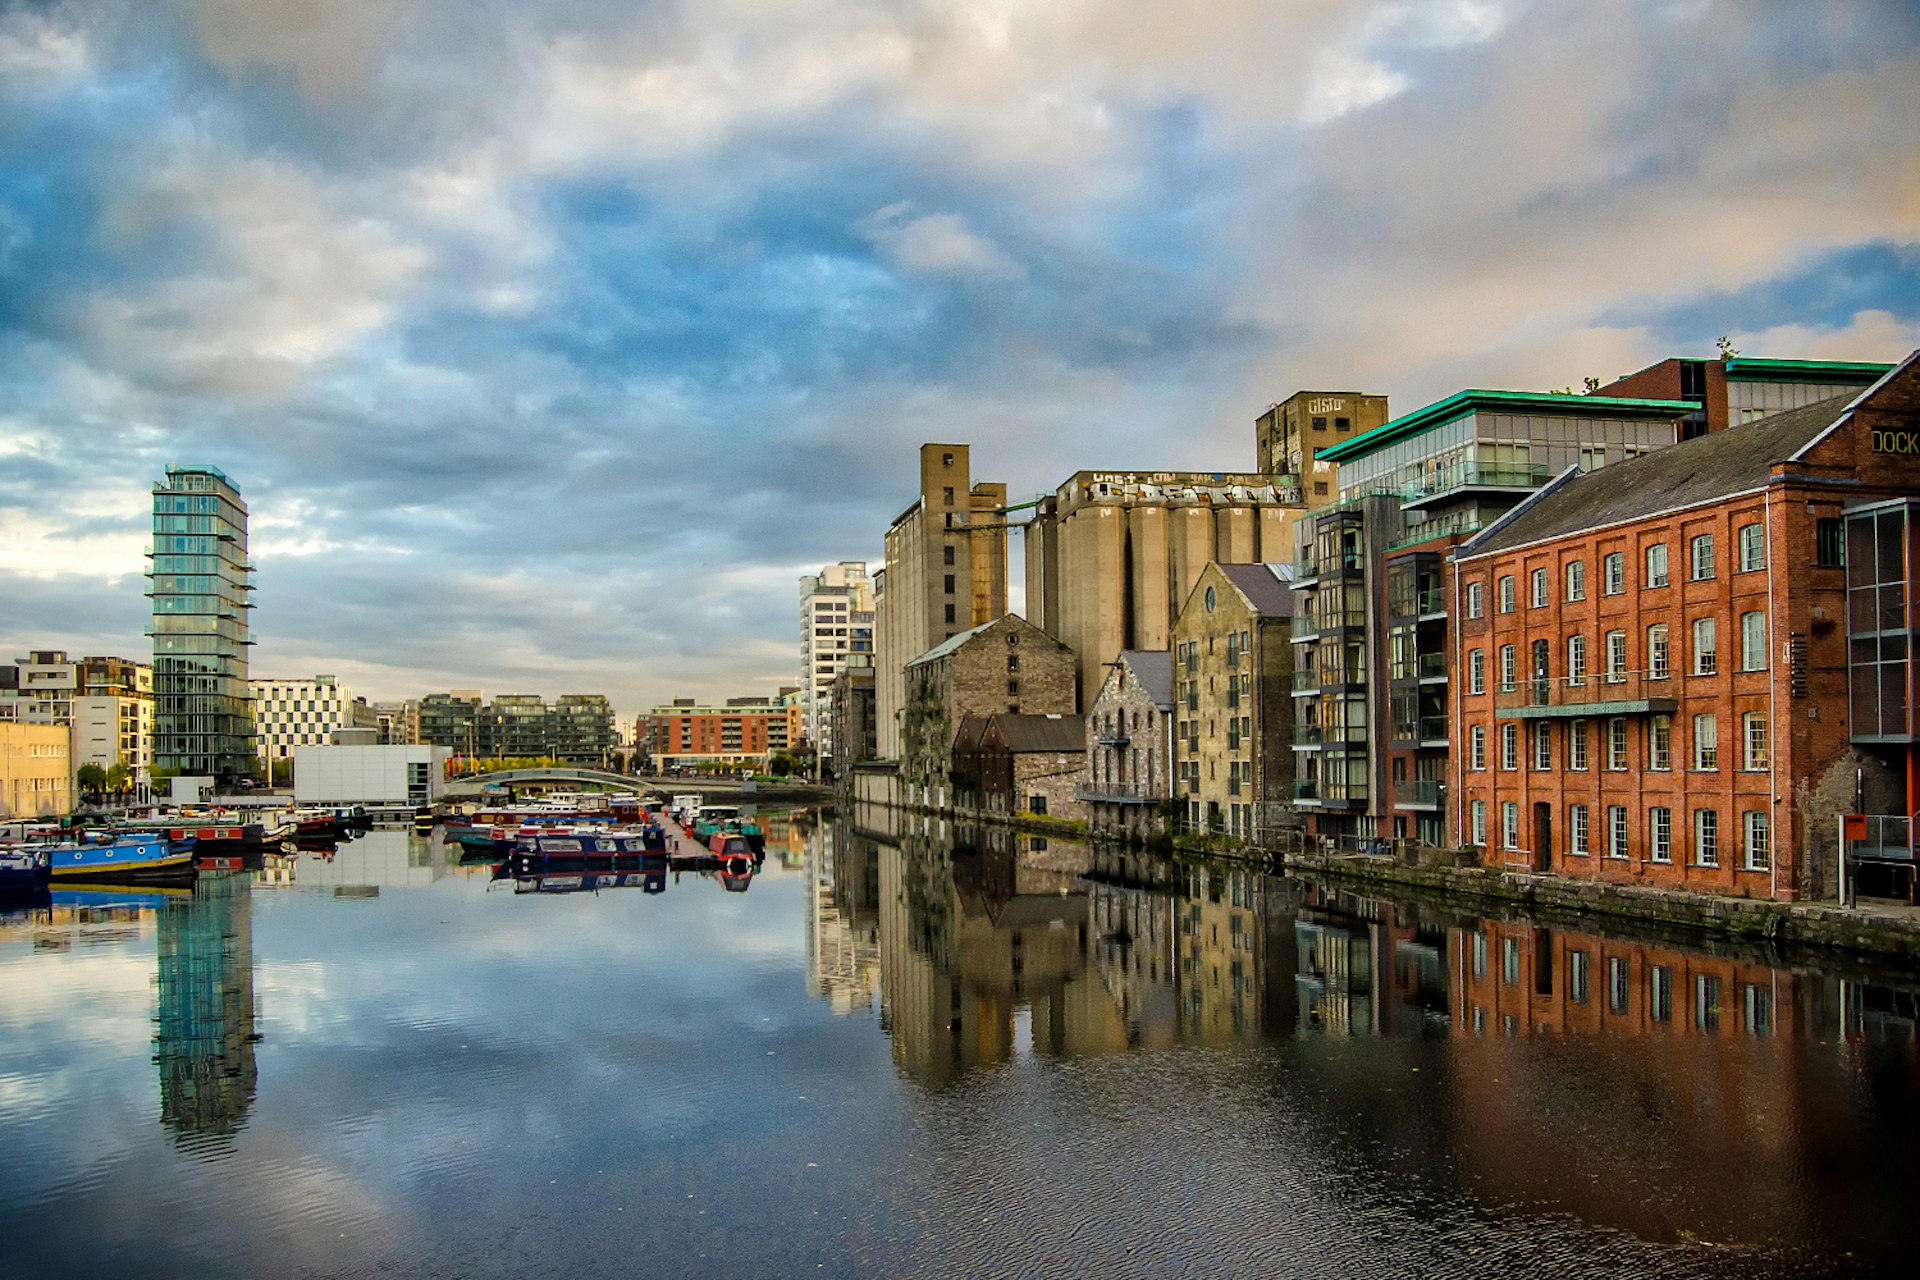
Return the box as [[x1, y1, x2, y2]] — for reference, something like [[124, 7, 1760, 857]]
[[1118, 650, 1174, 708], [906, 616, 998, 668], [1461, 393, 1855, 558], [987, 713, 1087, 753], [1218, 563, 1296, 618]]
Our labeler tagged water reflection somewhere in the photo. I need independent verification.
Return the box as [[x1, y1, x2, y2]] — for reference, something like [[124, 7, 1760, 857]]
[[813, 805, 1920, 1267], [154, 873, 257, 1152]]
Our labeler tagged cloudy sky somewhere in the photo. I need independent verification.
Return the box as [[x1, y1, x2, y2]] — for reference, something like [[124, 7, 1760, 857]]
[[2, 0, 1916, 721]]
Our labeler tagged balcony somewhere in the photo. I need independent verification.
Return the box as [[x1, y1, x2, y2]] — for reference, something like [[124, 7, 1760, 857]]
[[1391, 716, 1449, 748], [1401, 462, 1549, 511], [1077, 781, 1163, 805], [1292, 549, 1363, 585], [1293, 779, 1320, 803], [1417, 587, 1447, 619], [1293, 726, 1323, 748], [1095, 733, 1131, 747], [1418, 652, 1447, 682], [1494, 672, 1679, 720], [1292, 669, 1320, 693], [1392, 779, 1443, 810], [1290, 616, 1320, 643]]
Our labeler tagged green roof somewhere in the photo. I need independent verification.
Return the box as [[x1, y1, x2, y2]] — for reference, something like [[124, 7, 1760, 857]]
[[1317, 390, 1696, 464], [1723, 357, 1893, 383]]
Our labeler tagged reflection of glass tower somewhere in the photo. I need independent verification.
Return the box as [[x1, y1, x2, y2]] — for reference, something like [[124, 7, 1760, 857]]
[[149, 465, 255, 784], [154, 872, 258, 1148]]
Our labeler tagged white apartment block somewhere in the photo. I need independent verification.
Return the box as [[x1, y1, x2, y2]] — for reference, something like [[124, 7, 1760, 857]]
[[0, 651, 79, 724], [252, 674, 376, 761], [800, 562, 875, 762], [70, 695, 154, 774]]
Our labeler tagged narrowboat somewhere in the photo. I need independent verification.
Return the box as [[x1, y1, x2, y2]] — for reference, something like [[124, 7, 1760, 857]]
[[45, 831, 196, 885], [0, 846, 52, 892]]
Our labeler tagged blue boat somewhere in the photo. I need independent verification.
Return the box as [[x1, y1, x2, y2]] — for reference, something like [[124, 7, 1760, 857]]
[[45, 831, 196, 885], [0, 847, 51, 892]]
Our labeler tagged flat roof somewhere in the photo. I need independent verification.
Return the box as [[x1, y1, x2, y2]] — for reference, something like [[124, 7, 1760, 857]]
[[1317, 390, 1696, 464], [1723, 357, 1894, 383]]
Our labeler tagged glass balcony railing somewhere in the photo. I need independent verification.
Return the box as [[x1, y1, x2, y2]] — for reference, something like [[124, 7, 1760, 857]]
[[1392, 779, 1441, 808], [1493, 672, 1679, 716], [1403, 463, 1549, 504]]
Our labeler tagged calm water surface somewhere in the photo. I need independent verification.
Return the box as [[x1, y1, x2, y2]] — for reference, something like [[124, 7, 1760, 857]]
[[1, 812, 1915, 1279]]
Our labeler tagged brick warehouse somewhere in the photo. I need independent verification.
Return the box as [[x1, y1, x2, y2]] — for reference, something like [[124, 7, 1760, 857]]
[[1452, 352, 1920, 901]]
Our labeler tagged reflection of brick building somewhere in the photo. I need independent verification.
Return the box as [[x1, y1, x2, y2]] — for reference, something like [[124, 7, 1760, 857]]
[[1453, 355, 1920, 898]]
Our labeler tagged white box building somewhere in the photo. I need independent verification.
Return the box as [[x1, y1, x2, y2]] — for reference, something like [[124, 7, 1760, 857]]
[[293, 744, 450, 806]]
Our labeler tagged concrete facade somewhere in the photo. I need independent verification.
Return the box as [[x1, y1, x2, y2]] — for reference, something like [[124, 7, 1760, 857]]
[[1024, 469, 1318, 707], [800, 561, 875, 763], [1170, 563, 1297, 840], [901, 614, 1076, 810], [293, 744, 449, 806], [1254, 390, 1391, 497], [0, 721, 71, 819], [877, 444, 1010, 759]]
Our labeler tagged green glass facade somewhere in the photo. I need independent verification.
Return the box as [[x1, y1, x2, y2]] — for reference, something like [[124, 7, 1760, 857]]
[[149, 466, 256, 782]]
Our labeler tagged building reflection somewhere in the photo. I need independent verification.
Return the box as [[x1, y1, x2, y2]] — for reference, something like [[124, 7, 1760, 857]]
[[154, 871, 258, 1152], [805, 818, 881, 1014]]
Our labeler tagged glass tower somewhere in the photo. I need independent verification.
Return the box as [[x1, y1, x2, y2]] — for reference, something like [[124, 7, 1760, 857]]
[[149, 465, 256, 783]]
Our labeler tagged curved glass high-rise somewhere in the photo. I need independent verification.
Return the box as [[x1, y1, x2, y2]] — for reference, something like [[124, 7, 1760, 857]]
[[149, 465, 256, 784]]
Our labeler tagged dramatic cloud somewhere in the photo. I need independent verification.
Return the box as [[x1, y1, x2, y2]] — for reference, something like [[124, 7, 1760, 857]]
[[1, 0, 1916, 720]]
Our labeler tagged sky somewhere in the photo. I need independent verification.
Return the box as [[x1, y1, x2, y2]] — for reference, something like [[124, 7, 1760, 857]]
[[1, 0, 1917, 724]]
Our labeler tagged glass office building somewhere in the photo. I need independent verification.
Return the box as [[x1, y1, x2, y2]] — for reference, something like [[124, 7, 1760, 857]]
[[149, 465, 256, 783]]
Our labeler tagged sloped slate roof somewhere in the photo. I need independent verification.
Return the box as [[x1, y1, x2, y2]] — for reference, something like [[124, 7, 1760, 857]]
[[989, 713, 1087, 753], [1462, 393, 1856, 558], [906, 617, 998, 668], [1218, 563, 1295, 618], [1119, 650, 1174, 708]]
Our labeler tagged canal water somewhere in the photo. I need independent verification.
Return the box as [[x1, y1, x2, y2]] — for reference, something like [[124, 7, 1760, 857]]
[[1, 813, 1914, 1279]]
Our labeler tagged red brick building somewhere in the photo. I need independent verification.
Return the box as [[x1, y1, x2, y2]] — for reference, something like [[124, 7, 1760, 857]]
[[1452, 353, 1920, 900]]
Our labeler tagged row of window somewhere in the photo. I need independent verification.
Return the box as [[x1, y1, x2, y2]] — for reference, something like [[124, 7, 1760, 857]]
[[1469, 800, 1769, 871], [1465, 942, 1775, 1033], [1467, 615, 1767, 693], [1468, 712, 1764, 772], [1463, 522, 1813, 618]]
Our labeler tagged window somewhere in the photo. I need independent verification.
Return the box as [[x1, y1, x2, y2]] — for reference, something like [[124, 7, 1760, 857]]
[[1607, 805, 1628, 858], [1470, 800, 1487, 846], [1569, 719, 1589, 770], [1569, 803, 1590, 855], [1646, 543, 1669, 588], [1500, 723, 1518, 770], [1565, 559, 1586, 601], [1650, 715, 1672, 770], [1501, 801, 1519, 849], [1693, 713, 1718, 770], [1533, 721, 1552, 770], [1692, 618, 1717, 675], [1603, 552, 1625, 595], [1569, 950, 1590, 1001], [1568, 634, 1587, 684], [1605, 630, 1627, 683], [1744, 984, 1773, 1034], [1466, 582, 1484, 619], [943, 573, 955, 594], [1530, 568, 1549, 607], [1816, 518, 1844, 567], [1581, 446, 1606, 472], [1607, 957, 1630, 1013], [1743, 712, 1769, 770], [1690, 533, 1714, 581], [1648, 624, 1669, 679], [1744, 810, 1770, 871], [943, 544, 955, 566], [1695, 809, 1719, 866], [942, 486, 955, 505], [1738, 522, 1765, 571], [1498, 576, 1516, 613], [1740, 612, 1768, 671], [1649, 807, 1672, 863], [1649, 966, 1673, 1022], [1468, 724, 1488, 769], [1498, 644, 1516, 692], [1468, 648, 1486, 695], [944, 603, 956, 624], [1607, 718, 1628, 770]]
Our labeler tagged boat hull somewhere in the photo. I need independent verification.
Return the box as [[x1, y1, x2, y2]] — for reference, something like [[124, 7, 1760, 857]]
[[46, 835, 196, 886]]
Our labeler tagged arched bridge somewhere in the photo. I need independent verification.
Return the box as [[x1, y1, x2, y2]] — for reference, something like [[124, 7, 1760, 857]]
[[444, 767, 641, 798]]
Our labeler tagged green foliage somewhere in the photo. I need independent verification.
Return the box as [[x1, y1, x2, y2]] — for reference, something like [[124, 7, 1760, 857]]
[[768, 752, 798, 777], [104, 763, 133, 795], [76, 763, 107, 795]]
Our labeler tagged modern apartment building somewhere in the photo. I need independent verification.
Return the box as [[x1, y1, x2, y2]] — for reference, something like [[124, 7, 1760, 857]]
[[419, 691, 482, 757], [800, 561, 875, 764], [641, 699, 796, 771], [1254, 390, 1391, 496], [251, 675, 376, 762], [415, 690, 616, 763], [149, 465, 256, 784], [1170, 562, 1296, 839], [1293, 389, 1696, 845], [0, 651, 79, 724], [1597, 356, 1894, 438], [372, 700, 421, 745], [1452, 354, 1920, 901], [876, 444, 1009, 758]]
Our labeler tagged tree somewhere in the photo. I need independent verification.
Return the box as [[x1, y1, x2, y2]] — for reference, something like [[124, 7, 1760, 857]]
[[1716, 335, 1740, 360], [105, 763, 133, 797], [76, 763, 107, 797]]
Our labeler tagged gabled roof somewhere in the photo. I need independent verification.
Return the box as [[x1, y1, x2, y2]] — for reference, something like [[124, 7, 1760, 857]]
[[1218, 563, 1295, 618], [1318, 389, 1695, 464], [1118, 650, 1174, 708], [1460, 393, 1856, 558], [906, 617, 998, 668], [986, 713, 1087, 754]]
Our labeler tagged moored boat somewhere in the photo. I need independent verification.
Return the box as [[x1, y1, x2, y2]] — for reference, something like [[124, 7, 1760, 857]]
[[0, 846, 52, 892], [45, 831, 196, 885]]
